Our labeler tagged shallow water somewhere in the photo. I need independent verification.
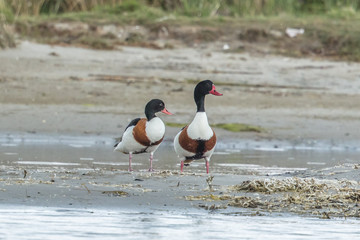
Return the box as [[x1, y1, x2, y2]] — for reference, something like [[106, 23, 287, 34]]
[[1, 133, 360, 239], [1, 133, 359, 174], [0, 206, 359, 240]]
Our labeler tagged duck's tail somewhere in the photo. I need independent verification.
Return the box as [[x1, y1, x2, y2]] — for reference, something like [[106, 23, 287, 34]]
[[113, 136, 122, 151]]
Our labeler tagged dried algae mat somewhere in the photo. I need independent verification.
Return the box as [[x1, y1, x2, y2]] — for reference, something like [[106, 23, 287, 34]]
[[186, 177, 360, 218]]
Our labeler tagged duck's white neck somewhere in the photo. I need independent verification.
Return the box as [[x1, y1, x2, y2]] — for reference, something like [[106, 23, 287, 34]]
[[187, 112, 213, 140], [146, 117, 165, 142]]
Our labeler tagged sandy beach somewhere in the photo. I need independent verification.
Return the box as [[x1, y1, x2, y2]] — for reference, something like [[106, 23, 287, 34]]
[[0, 41, 359, 221], [1, 41, 360, 142]]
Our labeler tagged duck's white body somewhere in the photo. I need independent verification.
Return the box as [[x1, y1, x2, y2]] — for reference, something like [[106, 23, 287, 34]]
[[114, 99, 172, 172], [187, 112, 213, 140], [173, 80, 222, 174], [174, 112, 216, 160], [115, 117, 165, 154], [146, 117, 166, 142]]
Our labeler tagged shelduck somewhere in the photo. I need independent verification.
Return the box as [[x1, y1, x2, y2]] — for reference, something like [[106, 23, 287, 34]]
[[173, 80, 222, 174], [114, 99, 172, 171]]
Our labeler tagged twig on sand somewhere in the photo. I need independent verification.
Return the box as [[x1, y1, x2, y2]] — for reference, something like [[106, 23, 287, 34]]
[[81, 183, 91, 194], [206, 176, 214, 192]]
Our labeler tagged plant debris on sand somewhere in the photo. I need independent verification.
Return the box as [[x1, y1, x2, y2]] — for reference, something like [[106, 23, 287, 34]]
[[102, 190, 129, 197], [186, 177, 360, 218], [230, 178, 329, 193]]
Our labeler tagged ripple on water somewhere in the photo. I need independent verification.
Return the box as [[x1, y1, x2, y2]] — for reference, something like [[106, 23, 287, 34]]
[[16, 161, 81, 166], [0, 206, 358, 239], [0, 133, 359, 173]]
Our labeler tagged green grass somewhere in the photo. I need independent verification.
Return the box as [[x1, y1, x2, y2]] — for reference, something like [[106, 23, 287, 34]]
[[0, 0, 15, 49], [0, 0, 14, 22], [5, 0, 360, 18], [212, 123, 265, 133], [6, 0, 360, 61], [165, 122, 186, 128], [13, 12, 360, 61], [166, 122, 265, 133]]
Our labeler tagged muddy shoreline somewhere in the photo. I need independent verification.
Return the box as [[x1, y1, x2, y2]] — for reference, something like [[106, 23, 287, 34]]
[[0, 41, 359, 218], [0, 156, 359, 218], [1, 42, 360, 142]]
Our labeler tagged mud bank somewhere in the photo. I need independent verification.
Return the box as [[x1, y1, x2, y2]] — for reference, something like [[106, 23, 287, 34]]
[[0, 41, 360, 145], [0, 41, 359, 219]]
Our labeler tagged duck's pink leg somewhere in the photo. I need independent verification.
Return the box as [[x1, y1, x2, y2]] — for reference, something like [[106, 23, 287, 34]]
[[205, 158, 210, 174], [128, 152, 134, 172], [180, 160, 185, 172], [148, 152, 154, 172]]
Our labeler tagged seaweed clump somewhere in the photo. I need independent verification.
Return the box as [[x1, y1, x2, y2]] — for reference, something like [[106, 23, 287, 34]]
[[230, 178, 328, 193], [186, 177, 360, 218]]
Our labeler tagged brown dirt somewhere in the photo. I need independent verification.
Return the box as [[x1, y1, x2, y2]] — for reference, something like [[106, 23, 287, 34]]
[[13, 20, 346, 59]]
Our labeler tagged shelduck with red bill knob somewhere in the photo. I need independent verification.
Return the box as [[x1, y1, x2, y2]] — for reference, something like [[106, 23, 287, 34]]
[[173, 80, 223, 174]]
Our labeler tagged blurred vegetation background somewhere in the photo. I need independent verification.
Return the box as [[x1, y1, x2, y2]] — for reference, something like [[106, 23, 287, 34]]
[[1, 0, 360, 18], [1, 0, 360, 60]]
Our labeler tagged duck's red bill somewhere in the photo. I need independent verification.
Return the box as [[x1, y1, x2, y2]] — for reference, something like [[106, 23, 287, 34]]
[[209, 84, 223, 96], [161, 108, 173, 115]]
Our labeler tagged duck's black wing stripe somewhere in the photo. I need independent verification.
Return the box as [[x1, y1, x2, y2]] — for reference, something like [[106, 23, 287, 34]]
[[185, 140, 206, 160], [114, 118, 141, 147], [181, 125, 187, 130], [125, 118, 141, 131]]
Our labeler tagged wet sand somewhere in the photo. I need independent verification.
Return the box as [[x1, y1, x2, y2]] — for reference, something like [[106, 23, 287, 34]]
[[1, 41, 360, 143], [0, 41, 359, 219], [0, 141, 359, 218]]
